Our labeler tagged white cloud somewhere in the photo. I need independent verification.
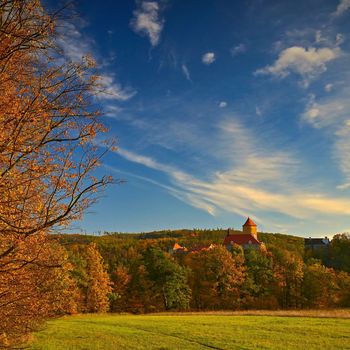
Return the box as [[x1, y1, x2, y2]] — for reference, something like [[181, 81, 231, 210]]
[[255, 46, 341, 86], [130, 1, 164, 46], [202, 52, 216, 65], [255, 107, 262, 116], [181, 64, 192, 82], [219, 101, 227, 108], [324, 83, 333, 92], [334, 0, 350, 16], [230, 43, 246, 56]]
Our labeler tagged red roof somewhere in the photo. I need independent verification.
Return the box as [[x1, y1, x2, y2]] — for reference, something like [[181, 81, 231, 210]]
[[243, 217, 257, 227], [224, 234, 261, 246], [172, 243, 188, 252]]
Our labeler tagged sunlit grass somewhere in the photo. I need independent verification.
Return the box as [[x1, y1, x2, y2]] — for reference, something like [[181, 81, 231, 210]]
[[30, 311, 350, 350]]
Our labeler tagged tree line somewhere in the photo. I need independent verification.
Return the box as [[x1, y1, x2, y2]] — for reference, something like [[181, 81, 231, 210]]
[[57, 230, 350, 314]]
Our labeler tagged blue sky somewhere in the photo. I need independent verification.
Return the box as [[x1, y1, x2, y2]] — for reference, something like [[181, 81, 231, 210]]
[[56, 0, 350, 236]]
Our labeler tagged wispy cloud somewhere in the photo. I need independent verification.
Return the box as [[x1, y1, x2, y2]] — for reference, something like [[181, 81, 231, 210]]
[[57, 22, 92, 62], [96, 75, 136, 101], [335, 122, 350, 189], [230, 43, 246, 57], [333, 0, 350, 17], [255, 46, 341, 87], [130, 1, 164, 47], [57, 21, 136, 102], [202, 52, 216, 65], [302, 93, 350, 128], [115, 119, 350, 224], [302, 85, 350, 189]]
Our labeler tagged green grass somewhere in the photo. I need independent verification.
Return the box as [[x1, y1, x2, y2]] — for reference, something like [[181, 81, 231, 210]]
[[30, 313, 350, 350]]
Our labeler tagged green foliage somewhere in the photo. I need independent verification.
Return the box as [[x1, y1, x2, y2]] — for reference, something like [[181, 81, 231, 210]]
[[142, 247, 191, 310], [242, 249, 278, 308]]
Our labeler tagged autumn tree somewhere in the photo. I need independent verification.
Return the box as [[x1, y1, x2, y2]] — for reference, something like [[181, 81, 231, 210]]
[[329, 233, 350, 272], [0, 234, 78, 347], [270, 246, 304, 308], [0, 0, 112, 346], [66, 243, 112, 313], [302, 261, 338, 308], [85, 243, 112, 313], [185, 246, 245, 310], [110, 265, 131, 312], [336, 271, 350, 307]]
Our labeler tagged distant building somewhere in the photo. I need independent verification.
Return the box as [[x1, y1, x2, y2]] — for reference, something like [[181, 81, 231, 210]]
[[169, 243, 188, 254], [304, 237, 330, 250], [224, 217, 264, 250]]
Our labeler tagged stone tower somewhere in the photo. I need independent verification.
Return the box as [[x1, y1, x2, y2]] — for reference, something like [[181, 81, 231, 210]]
[[242, 217, 257, 238]]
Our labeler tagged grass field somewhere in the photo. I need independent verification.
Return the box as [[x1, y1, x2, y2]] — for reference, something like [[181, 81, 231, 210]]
[[30, 312, 350, 350]]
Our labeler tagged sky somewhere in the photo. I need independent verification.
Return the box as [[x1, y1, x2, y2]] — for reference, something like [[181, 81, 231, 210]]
[[52, 0, 350, 236]]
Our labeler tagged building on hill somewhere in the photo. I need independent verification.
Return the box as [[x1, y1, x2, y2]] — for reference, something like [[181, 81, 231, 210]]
[[169, 243, 188, 254], [304, 237, 330, 263], [224, 217, 264, 251], [304, 237, 330, 249]]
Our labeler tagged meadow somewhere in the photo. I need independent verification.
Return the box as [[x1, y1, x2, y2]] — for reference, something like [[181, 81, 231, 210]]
[[30, 311, 350, 350]]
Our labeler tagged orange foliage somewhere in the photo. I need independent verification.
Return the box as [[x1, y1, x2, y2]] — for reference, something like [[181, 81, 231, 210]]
[[185, 246, 245, 310], [85, 243, 112, 313], [0, 233, 78, 347], [0, 0, 112, 347]]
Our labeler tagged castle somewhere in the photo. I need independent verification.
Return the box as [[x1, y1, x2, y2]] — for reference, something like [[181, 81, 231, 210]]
[[171, 217, 264, 254], [224, 217, 264, 250]]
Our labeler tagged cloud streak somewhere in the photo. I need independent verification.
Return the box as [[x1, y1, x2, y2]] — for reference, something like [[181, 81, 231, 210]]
[[333, 0, 350, 17], [115, 120, 350, 224], [181, 64, 192, 82]]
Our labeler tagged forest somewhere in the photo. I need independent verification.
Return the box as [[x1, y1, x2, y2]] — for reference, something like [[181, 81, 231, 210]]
[[54, 229, 350, 314]]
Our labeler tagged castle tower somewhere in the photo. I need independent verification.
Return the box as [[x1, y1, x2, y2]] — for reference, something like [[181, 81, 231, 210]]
[[243, 217, 257, 238]]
